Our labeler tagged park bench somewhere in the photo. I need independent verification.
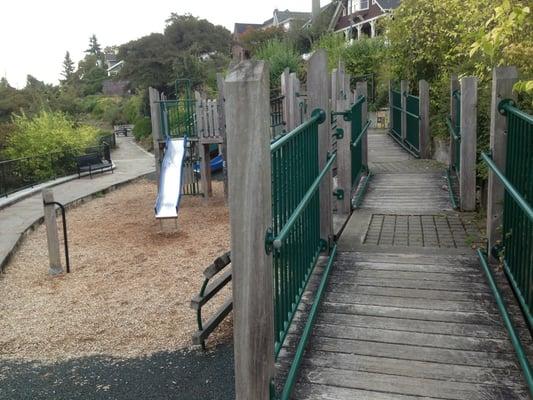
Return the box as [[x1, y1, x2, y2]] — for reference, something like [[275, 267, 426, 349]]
[[76, 150, 113, 179], [190, 251, 232, 349]]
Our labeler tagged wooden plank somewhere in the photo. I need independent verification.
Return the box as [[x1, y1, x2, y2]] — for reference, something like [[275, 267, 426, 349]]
[[191, 299, 233, 345], [190, 268, 232, 310], [319, 302, 500, 325], [308, 323, 512, 352], [315, 311, 509, 339], [287, 351, 525, 386], [293, 383, 425, 400], [283, 335, 518, 369], [329, 268, 483, 283], [333, 260, 483, 274], [297, 366, 528, 399], [459, 76, 477, 211]]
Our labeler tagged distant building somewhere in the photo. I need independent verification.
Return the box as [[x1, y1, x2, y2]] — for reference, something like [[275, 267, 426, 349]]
[[331, 0, 401, 40], [104, 51, 124, 77], [233, 8, 312, 60], [102, 80, 130, 96]]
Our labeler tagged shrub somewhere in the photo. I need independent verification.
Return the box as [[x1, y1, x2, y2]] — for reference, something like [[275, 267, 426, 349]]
[[133, 117, 152, 140], [254, 39, 302, 88]]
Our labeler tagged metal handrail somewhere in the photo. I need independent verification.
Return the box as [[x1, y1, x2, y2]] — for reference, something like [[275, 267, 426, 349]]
[[499, 99, 533, 124], [352, 120, 371, 148], [481, 152, 533, 221], [445, 117, 461, 141], [271, 153, 336, 250], [271, 109, 325, 152]]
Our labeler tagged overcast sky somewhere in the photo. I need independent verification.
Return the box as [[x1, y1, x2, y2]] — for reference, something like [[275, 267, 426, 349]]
[[0, 0, 326, 88]]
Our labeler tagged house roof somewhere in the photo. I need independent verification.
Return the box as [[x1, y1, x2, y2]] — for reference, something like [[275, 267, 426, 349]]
[[233, 23, 263, 35], [275, 9, 312, 23], [375, 0, 401, 10], [107, 60, 124, 73]]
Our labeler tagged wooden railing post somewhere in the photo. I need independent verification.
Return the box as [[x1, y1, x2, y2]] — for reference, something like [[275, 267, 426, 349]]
[[148, 87, 162, 180], [334, 63, 351, 215], [216, 73, 228, 201], [42, 189, 63, 275], [419, 79, 430, 159], [224, 61, 274, 400], [459, 76, 478, 211], [356, 81, 368, 168], [400, 80, 408, 140], [288, 73, 300, 131], [487, 66, 518, 257], [281, 68, 290, 130], [308, 49, 333, 246], [449, 75, 459, 170]]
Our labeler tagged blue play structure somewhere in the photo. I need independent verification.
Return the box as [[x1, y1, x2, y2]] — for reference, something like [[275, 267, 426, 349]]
[[194, 154, 224, 175]]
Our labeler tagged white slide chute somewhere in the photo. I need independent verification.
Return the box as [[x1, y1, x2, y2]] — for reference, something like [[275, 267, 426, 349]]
[[154, 138, 187, 219]]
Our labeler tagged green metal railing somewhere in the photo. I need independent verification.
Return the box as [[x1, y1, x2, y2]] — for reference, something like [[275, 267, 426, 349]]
[[159, 100, 198, 138], [266, 109, 338, 400], [390, 89, 402, 139], [349, 96, 370, 187], [270, 95, 286, 138], [445, 90, 461, 209], [389, 85, 421, 157], [478, 99, 533, 396]]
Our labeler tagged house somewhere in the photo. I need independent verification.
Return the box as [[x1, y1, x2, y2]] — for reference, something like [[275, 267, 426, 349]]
[[331, 0, 401, 40], [232, 8, 312, 60], [104, 51, 124, 77]]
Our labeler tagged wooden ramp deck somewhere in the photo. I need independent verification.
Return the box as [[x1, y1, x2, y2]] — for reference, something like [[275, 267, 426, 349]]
[[278, 130, 533, 399]]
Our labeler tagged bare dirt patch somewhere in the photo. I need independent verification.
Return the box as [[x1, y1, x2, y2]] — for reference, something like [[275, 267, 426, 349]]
[[0, 180, 232, 362]]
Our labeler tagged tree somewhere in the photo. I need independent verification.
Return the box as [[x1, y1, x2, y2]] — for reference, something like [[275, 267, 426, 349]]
[[61, 51, 75, 82], [240, 26, 286, 57], [86, 34, 102, 56]]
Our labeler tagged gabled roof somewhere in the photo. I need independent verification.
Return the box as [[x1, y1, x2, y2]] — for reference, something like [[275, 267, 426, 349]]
[[274, 9, 312, 23], [107, 60, 124, 73], [375, 0, 401, 10], [234, 23, 263, 35]]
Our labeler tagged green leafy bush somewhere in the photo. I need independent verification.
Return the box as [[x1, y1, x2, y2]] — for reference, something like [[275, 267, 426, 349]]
[[254, 39, 302, 88], [3, 111, 101, 180], [133, 117, 152, 140]]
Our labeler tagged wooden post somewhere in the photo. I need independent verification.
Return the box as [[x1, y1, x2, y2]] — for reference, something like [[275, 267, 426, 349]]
[[356, 81, 368, 168], [148, 87, 162, 179], [419, 79, 430, 159], [224, 61, 274, 400], [487, 66, 518, 256], [449, 75, 459, 169], [459, 77, 478, 211], [42, 189, 63, 275], [217, 73, 228, 201], [288, 73, 300, 131], [400, 80, 408, 140], [308, 49, 333, 245], [280, 68, 290, 131], [337, 69, 352, 215]]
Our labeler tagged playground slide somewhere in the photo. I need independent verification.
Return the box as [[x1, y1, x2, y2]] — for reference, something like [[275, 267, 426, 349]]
[[154, 137, 187, 219]]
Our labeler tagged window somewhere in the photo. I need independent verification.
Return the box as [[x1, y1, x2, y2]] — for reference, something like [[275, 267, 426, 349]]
[[350, 0, 369, 13]]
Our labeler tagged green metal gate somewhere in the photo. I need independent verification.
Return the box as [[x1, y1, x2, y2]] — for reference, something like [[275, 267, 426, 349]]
[[266, 109, 338, 400], [390, 89, 402, 140], [389, 84, 421, 157], [478, 99, 533, 393], [405, 94, 420, 151], [349, 96, 370, 187]]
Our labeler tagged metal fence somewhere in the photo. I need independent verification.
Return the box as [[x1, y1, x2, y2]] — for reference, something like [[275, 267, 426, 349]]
[[405, 94, 420, 151], [389, 85, 421, 156], [270, 95, 286, 138], [350, 96, 370, 187], [0, 144, 110, 197], [482, 100, 533, 329], [390, 89, 402, 140], [266, 109, 336, 399], [445, 90, 461, 208], [159, 99, 198, 139]]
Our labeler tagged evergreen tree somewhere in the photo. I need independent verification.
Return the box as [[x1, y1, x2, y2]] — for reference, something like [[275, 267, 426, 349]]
[[85, 34, 102, 55], [61, 51, 75, 81]]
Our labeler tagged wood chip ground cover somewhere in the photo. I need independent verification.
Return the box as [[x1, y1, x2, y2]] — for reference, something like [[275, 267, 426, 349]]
[[0, 180, 232, 362]]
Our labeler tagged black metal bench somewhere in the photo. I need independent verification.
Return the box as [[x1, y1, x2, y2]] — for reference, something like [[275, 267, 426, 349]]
[[76, 151, 113, 179]]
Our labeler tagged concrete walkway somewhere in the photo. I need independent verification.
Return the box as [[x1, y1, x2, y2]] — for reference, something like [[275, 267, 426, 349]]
[[0, 136, 155, 270]]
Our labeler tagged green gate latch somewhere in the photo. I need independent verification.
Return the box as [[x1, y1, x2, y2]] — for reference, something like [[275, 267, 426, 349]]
[[333, 189, 344, 200]]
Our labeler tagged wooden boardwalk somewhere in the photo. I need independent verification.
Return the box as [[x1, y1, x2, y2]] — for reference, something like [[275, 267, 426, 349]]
[[279, 130, 532, 399]]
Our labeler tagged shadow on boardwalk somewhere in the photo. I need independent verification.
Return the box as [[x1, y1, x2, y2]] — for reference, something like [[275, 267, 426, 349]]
[[0, 345, 234, 400]]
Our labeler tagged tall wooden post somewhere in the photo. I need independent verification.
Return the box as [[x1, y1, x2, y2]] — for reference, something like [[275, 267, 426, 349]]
[[216, 73, 228, 201], [400, 80, 408, 140], [337, 68, 352, 215], [356, 81, 368, 168], [308, 49, 333, 246], [280, 68, 290, 130], [419, 79, 430, 159], [487, 66, 518, 256], [449, 75, 460, 170], [42, 189, 63, 275], [288, 73, 300, 131], [225, 61, 274, 400], [148, 87, 162, 180], [459, 77, 478, 211]]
